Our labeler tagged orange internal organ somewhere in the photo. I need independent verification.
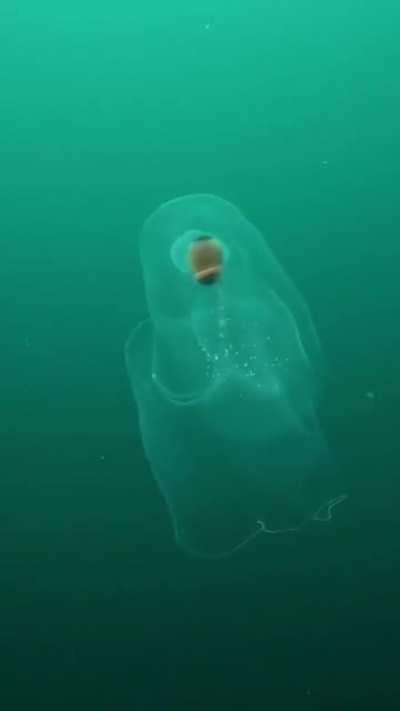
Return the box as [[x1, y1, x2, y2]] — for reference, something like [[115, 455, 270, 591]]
[[188, 237, 223, 285]]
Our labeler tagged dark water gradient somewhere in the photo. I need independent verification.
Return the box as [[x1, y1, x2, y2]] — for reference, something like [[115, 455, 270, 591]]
[[1, 0, 400, 708]]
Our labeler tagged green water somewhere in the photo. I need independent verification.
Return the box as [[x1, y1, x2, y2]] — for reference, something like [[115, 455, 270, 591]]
[[1, 1, 400, 708]]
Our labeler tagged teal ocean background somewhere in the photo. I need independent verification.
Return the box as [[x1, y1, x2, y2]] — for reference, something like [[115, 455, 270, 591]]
[[1, 1, 400, 708]]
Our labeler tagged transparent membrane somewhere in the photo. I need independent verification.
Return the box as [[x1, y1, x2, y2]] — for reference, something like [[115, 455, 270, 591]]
[[125, 194, 346, 558]]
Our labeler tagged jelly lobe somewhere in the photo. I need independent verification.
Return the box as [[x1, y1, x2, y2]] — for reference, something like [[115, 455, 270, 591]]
[[125, 194, 346, 557]]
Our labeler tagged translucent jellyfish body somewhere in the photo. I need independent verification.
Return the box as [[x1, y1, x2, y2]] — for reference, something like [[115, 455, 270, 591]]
[[125, 194, 346, 558]]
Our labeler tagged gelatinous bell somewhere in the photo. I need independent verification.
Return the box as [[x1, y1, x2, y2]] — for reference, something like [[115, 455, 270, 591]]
[[125, 194, 346, 558], [188, 236, 222, 285]]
